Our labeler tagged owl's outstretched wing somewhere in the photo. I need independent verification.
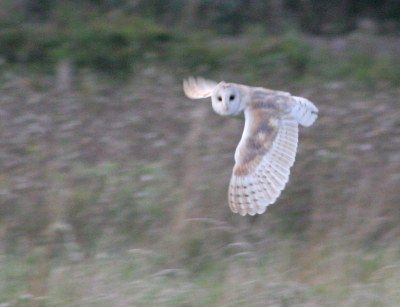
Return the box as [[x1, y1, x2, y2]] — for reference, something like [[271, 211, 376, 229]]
[[183, 77, 218, 99], [228, 96, 299, 216]]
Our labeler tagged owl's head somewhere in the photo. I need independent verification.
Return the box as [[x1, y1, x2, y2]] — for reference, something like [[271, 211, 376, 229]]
[[211, 83, 243, 116]]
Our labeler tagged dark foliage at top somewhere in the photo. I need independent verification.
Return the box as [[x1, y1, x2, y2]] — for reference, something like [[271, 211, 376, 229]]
[[3, 0, 400, 34]]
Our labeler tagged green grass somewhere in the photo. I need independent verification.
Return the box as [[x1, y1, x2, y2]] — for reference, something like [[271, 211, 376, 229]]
[[1, 14, 400, 85], [0, 256, 30, 303], [1, 9, 400, 307], [57, 161, 177, 252], [1, 240, 399, 306]]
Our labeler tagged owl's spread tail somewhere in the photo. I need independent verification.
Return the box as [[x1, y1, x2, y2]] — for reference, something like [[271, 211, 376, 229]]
[[290, 96, 318, 127]]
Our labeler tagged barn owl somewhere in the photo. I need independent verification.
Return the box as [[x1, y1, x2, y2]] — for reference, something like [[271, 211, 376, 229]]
[[183, 77, 318, 216]]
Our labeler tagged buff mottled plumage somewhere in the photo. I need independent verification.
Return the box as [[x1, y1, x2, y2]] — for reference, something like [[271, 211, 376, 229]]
[[183, 77, 318, 216]]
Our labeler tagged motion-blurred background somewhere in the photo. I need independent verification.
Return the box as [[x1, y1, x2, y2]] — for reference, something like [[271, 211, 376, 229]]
[[0, 1, 400, 305]]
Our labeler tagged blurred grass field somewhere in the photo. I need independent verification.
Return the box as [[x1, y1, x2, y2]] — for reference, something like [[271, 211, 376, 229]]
[[1, 1, 400, 306]]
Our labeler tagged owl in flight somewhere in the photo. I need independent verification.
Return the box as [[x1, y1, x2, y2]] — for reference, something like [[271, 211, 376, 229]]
[[183, 77, 318, 216]]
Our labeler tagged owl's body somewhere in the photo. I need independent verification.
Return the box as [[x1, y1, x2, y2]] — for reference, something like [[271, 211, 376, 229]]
[[183, 77, 318, 216]]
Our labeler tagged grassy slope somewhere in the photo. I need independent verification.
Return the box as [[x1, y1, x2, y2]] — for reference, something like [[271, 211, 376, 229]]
[[0, 30, 400, 305]]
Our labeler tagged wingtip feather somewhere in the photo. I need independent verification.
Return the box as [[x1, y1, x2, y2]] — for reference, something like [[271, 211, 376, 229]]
[[291, 96, 318, 127]]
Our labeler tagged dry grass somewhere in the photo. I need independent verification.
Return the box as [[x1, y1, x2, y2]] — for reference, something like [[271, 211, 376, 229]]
[[1, 239, 399, 306], [0, 33, 400, 305]]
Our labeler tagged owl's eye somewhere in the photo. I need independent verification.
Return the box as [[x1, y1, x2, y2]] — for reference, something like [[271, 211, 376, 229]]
[[217, 96, 222, 101], [229, 94, 235, 101]]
